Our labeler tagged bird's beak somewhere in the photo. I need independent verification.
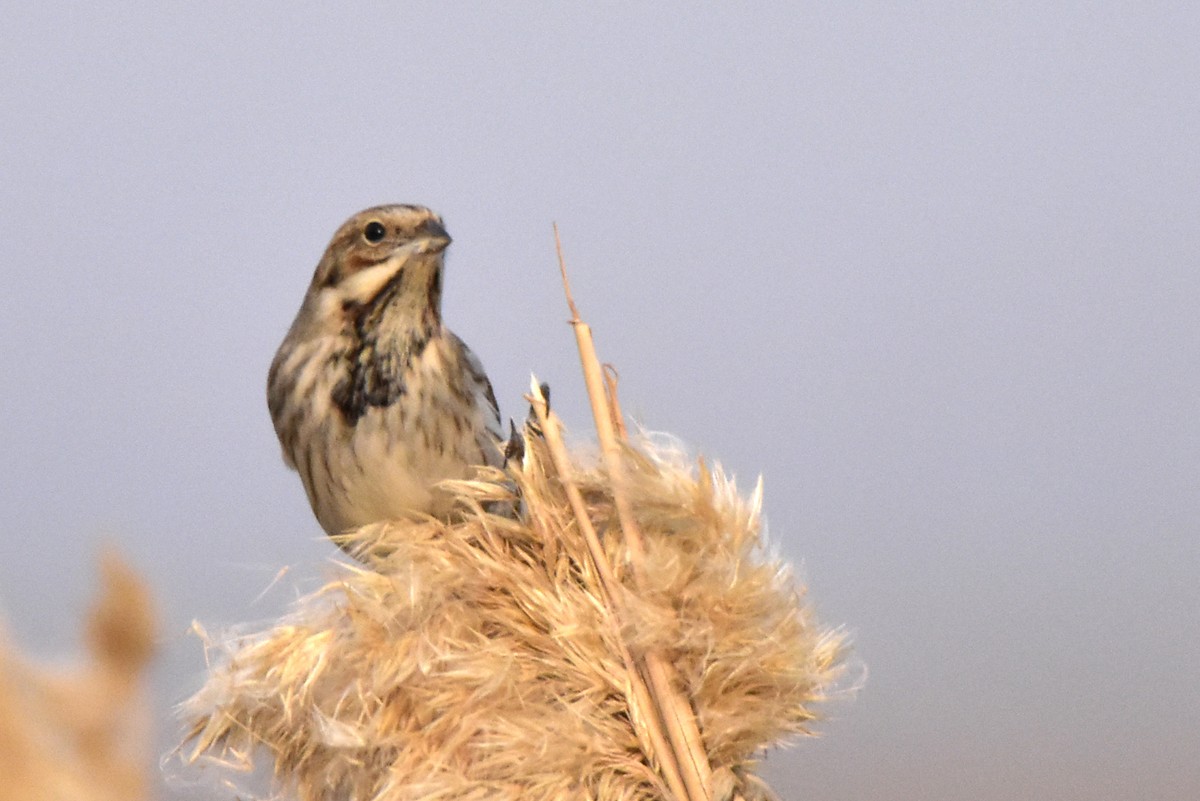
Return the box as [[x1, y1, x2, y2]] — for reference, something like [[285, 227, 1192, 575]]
[[417, 219, 452, 254]]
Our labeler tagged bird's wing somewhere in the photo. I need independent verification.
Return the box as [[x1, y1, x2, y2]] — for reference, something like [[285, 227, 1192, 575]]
[[453, 334, 505, 468]]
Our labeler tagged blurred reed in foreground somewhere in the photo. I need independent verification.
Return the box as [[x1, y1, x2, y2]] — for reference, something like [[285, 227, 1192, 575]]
[[0, 551, 157, 801]]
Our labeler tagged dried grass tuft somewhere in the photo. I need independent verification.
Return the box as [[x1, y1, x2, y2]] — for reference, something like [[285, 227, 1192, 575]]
[[182, 431, 845, 801]]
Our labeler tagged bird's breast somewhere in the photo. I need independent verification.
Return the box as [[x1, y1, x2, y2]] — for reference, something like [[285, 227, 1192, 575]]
[[275, 331, 500, 535]]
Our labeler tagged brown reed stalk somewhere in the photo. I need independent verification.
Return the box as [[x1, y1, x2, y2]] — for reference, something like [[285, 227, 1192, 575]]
[[552, 225, 715, 801], [602, 365, 630, 440], [528, 383, 690, 801]]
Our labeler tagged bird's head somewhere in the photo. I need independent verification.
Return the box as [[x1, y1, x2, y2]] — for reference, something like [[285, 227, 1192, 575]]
[[300, 204, 453, 334]]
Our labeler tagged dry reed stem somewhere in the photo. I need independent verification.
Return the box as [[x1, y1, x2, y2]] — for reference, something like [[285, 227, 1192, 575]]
[[602, 377, 712, 801], [529, 383, 690, 801], [554, 225, 714, 801], [602, 366, 630, 440]]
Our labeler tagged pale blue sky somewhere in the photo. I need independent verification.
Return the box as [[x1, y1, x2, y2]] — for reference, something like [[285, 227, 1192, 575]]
[[2, 3, 1198, 799]]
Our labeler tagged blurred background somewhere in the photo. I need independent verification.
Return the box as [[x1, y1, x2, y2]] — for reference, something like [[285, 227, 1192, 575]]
[[1, 3, 1197, 799]]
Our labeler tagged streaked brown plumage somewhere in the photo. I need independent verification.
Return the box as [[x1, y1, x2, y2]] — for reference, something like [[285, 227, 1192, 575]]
[[267, 205, 503, 537]]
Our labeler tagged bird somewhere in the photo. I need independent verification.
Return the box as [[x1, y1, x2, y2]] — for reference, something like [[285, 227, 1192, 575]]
[[267, 204, 505, 539]]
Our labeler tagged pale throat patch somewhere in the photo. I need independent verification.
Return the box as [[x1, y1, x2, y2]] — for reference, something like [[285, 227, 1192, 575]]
[[330, 241, 437, 301], [338, 259, 404, 302]]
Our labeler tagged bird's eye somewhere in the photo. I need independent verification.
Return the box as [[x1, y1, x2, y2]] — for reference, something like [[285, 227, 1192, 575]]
[[363, 221, 387, 243]]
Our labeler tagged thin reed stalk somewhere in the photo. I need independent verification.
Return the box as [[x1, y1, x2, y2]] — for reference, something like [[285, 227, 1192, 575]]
[[553, 225, 713, 801]]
